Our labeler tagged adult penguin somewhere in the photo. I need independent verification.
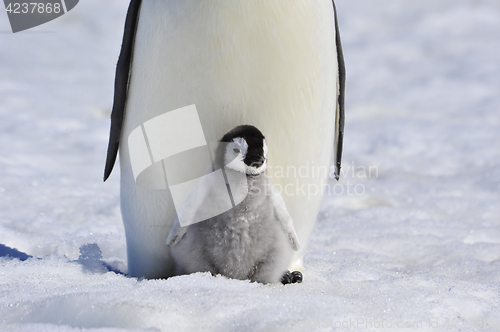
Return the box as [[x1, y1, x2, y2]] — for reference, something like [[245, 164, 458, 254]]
[[104, 0, 345, 279]]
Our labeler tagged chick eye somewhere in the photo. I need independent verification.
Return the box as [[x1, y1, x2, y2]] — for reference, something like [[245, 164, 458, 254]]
[[233, 148, 240, 154]]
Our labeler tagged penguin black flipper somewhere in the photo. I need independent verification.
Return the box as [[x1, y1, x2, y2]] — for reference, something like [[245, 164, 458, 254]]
[[332, 0, 346, 181], [104, 0, 142, 181]]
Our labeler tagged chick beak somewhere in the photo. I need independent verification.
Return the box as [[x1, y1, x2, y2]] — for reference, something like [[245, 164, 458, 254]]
[[247, 155, 265, 168]]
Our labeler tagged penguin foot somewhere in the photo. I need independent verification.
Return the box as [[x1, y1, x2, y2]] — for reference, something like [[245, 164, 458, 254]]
[[291, 271, 303, 283], [281, 270, 303, 285], [281, 271, 292, 284]]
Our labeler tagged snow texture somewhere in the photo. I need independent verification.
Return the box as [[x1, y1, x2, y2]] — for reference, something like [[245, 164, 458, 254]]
[[1, 0, 499, 331]]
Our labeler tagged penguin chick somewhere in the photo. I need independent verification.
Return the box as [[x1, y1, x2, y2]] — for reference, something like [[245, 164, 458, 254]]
[[166, 125, 300, 284]]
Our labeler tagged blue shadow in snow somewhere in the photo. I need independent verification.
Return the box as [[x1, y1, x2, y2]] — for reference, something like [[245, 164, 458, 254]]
[[0, 243, 31, 261]]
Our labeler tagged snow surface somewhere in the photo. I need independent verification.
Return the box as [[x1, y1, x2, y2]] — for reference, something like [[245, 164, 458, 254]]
[[1, 0, 499, 331]]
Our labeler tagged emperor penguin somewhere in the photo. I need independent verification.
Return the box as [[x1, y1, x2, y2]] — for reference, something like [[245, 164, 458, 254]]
[[104, 0, 345, 279], [166, 125, 301, 284]]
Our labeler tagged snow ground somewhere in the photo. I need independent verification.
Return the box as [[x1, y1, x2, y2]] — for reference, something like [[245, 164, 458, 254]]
[[1, 0, 499, 331]]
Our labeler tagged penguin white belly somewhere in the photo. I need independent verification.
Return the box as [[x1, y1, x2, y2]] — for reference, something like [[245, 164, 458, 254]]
[[120, 0, 337, 278]]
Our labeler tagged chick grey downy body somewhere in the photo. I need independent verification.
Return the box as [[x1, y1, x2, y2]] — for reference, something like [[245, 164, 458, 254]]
[[167, 125, 300, 284]]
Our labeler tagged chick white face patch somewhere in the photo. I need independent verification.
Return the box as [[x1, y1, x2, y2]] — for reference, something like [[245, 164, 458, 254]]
[[224, 138, 268, 175], [224, 138, 248, 173], [127, 104, 248, 227]]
